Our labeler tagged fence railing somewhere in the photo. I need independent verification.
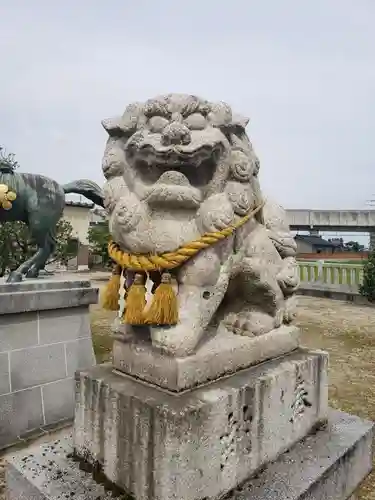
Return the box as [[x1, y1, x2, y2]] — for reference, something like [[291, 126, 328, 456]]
[[297, 261, 364, 287]]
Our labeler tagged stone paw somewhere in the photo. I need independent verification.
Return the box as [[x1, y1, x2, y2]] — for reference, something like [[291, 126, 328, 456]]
[[150, 324, 199, 357], [283, 296, 297, 324], [223, 313, 255, 336], [284, 309, 296, 324], [224, 311, 276, 337]]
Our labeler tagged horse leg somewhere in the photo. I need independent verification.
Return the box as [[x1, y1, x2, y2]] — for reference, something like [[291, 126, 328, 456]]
[[26, 232, 56, 278], [7, 247, 45, 283], [7, 228, 55, 283]]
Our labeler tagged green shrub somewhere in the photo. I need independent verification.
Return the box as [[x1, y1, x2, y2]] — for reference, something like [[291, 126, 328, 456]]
[[359, 250, 375, 301]]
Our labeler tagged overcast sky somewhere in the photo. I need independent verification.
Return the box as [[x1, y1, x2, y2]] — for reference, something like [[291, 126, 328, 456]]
[[1, 0, 375, 210]]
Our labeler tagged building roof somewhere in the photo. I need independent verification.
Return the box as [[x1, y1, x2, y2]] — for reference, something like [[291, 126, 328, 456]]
[[294, 234, 338, 248]]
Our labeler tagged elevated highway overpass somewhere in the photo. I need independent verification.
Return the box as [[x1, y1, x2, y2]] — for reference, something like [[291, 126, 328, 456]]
[[286, 209, 375, 232], [286, 208, 375, 248]]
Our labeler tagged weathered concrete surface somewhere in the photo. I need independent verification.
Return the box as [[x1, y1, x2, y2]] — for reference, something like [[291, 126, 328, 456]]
[[0, 277, 98, 314], [0, 280, 98, 450], [73, 348, 328, 500], [230, 410, 373, 499], [6, 410, 373, 500], [112, 324, 301, 391], [298, 283, 374, 307]]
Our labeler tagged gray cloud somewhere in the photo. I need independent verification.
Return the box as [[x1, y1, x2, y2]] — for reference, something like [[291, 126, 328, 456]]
[[1, 0, 375, 210]]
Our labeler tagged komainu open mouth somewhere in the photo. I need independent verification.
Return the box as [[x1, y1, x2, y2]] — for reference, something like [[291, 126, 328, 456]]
[[132, 144, 224, 188]]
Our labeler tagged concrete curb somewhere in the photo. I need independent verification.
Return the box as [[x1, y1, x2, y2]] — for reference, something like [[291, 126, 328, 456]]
[[298, 286, 375, 307]]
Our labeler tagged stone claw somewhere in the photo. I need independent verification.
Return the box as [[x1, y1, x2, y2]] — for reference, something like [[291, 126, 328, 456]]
[[224, 311, 277, 337]]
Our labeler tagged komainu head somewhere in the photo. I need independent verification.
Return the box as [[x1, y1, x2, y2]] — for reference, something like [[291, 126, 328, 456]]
[[102, 93, 261, 213]]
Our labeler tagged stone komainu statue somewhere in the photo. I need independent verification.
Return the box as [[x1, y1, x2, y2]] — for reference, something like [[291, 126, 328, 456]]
[[101, 93, 299, 357]]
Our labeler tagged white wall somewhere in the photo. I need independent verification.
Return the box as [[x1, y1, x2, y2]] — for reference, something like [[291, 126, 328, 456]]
[[296, 239, 314, 254], [62, 205, 92, 245]]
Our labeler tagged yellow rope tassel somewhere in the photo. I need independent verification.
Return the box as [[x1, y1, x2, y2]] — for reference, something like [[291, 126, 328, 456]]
[[144, 273, 178, 326], [123, 273, 147, 325], [101, 264, 122, 311]]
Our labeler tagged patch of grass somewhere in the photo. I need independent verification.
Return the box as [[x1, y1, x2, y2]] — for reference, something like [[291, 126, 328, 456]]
[[296, 297, 375, 499], [90, 303, 116, 363]]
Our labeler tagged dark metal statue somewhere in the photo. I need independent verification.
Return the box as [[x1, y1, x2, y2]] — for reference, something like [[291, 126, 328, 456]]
[[0, 163, 104, 283]]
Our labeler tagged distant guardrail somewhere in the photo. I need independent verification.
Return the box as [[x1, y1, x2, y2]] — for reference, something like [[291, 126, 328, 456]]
[[297, 261, 364, 287]]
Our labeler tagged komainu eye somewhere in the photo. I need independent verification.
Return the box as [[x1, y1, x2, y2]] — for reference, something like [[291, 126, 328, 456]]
[[184, 113, 206, 130], [148, 116, 169, 133]]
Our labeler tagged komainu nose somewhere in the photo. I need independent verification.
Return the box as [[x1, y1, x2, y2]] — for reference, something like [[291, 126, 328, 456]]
[[161, 122, 191, 146]]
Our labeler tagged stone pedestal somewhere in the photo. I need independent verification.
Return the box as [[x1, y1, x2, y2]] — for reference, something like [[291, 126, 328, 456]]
[[112, 324, 301, 392], [71, 347, 328, 500], [6, 410, 373, 500], [5, 327, 374, 500], [0, 278, 98, 450]]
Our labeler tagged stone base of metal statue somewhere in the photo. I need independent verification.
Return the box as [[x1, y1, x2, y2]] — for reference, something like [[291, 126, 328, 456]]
[[0, 277, 98, 450]]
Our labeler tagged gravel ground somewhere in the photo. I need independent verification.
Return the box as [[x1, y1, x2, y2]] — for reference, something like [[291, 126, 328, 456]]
[[296, 296, 375, 500], [1, 295, 374, 499]]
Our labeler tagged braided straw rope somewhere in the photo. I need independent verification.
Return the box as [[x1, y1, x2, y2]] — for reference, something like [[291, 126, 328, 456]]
[[108, 199, 265, 272]]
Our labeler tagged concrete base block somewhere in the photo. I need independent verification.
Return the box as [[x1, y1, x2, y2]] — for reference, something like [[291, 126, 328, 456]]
[[0, 277, 98, 315], [0, 279, 98, 450], [112, 325, 301, 392], [6, 410, 373, 500], [72, 348, 328, 500]]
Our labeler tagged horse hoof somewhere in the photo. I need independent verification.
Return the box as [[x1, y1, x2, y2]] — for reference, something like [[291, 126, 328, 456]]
[[26, 269, 39, 279], [6, 272, 23, 284]]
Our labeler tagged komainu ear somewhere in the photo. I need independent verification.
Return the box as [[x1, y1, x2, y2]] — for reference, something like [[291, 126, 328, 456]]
[[231, 114, 250, 129], [101, 117, 125, 136], [101, 114, 139, 137]]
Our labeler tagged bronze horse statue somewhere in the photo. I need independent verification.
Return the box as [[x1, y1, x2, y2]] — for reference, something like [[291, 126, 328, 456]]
[[0, 162, 105, 283]]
